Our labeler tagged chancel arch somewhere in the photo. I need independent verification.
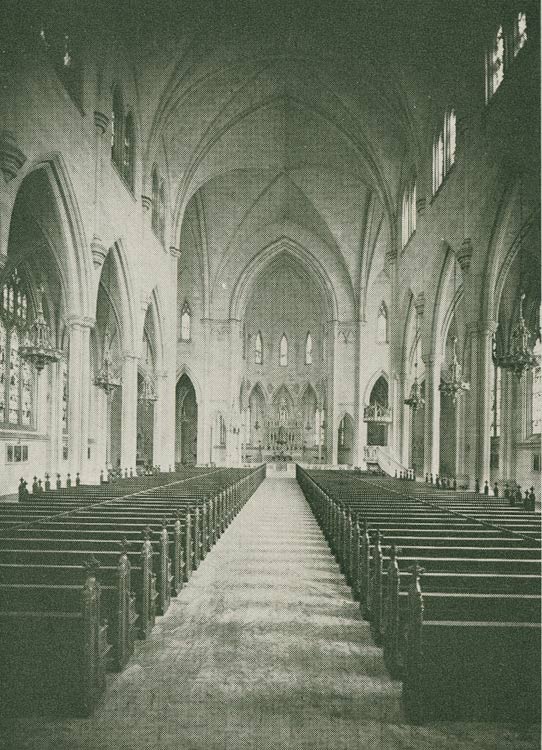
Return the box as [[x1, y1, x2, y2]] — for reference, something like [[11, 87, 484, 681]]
[[240, 247, 331, 464]]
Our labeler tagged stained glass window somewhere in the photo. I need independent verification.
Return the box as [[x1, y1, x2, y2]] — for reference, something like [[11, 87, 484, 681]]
[[255, 331, 263, 365], [377, 303, 388, 343], [514, 12, 527, 56], [433, 111, 455, 193], [305, 332, 313, 365], [487, 26, 504, 100], [279, 334, 288, 367], [0, 270, 33, 428], [180, 301, 191, 341], [402, 179, 417, 246]]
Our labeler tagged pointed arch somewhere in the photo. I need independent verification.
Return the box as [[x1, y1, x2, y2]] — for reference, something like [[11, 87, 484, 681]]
[[279, 332, 288, 367], [305, 331, 313, 365], [255, 329, 263, 364]]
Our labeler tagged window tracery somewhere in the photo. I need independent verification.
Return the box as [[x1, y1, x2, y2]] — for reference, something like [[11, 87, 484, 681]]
[[0, 270, 33, 428], [180, 301, 191, 342], [305, 332, 313, 365], [279, 333, 288, 367], [255, 331, 263, 365]]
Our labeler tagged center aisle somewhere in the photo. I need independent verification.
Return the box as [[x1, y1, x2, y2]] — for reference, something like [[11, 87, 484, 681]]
[[1, 478, 536, 750]]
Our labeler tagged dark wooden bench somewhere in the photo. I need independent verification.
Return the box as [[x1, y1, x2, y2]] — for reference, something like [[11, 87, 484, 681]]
[[0, 566, 110, 717]]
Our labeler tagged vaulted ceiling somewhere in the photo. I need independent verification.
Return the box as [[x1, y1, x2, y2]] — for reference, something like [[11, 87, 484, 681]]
[[114, 0, 485, 316]]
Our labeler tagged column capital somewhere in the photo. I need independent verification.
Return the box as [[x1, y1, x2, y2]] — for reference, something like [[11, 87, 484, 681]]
[[141, 194, 152, 212], [456, 237, 473, 273], [91, 235, 108, 269], [66, 315, 96, 329], [466, 319, 498, 336], [122, 351, 139, 361], [0, 130, 26, 183], [416, 197, 426, 216], [414, 292, 425, 317], [169, 246, 181, 260], [94, 111, 110, 134]]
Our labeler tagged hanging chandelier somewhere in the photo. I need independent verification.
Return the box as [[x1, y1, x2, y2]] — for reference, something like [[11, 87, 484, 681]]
[[495, 176, 539, 378], [495, 294, 538, 377], [19, 286, 62, 373], [405, 362, 425, 410], [439, 336, 469, 403], [94, 332, 121, 394], [405, 311, 425, 410], [138, 373, 158, 403]]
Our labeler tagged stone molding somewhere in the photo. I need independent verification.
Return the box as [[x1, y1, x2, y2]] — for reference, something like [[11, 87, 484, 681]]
[[456, 238, 473, 273], [90, 235, 108, 269], [94, 111, 110, 135], [169, 246, 181, 259], [66, 315, 96, 329], [0, 130, 26, 182], [141, 195, 152, 212]]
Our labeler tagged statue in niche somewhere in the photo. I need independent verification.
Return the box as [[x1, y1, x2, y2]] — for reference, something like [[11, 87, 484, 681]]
[[278, 397, 288, 424]]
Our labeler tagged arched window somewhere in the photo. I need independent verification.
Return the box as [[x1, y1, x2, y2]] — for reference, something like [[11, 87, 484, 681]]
[[514, 12, 528, 56], [305, 332, 313, 365], [255, 331, 263, 365], [377, 303, 388, 343], [433, 109, 456, 193], [123, 112, 135, 190], [111, 86, 124, 171], [180, 301, 191, 342], [401, 178, 417, 247], [338, 417, 345, 449], [279, 333, 288, 367], [220, 414, 226, 447], [0, 270, 33, 427]]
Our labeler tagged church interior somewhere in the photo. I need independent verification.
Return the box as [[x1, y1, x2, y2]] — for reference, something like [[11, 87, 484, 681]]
[[0, 1, 540, 748]]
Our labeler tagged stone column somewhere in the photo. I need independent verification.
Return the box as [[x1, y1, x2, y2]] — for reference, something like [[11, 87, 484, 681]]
[[464, 320, 497, 489], [499, 369, 515, 483], [423, 354, 441, 477], [66, 317, 94, 479], [121, 352, 139, 471], [329, 320, 339, 464]]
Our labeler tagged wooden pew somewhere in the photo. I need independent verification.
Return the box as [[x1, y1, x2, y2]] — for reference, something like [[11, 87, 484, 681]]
[[0, 555, 137, 671], [0, 543, 157, 639], [0, 564, 110, 717], [401, 564, 541, 723]]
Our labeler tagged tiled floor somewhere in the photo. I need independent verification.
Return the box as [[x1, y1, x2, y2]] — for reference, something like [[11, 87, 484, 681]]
[[0, 479, 539, 750]]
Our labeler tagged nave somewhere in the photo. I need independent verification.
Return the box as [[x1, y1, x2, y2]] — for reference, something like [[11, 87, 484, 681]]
[[1, 478, 538, 750]]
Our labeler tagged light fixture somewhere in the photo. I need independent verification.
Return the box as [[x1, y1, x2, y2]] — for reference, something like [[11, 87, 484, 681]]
[[438, 252, 469, 404], [19, 286, 61, 373], [439, 336, 470, 403], [405, 362, 425, 410], [405, 312, 425, 410], [94, 260, 121, 394], [94, 331, 121, 394], [138, 372, 157, 403], [495, 293, 538, 377], [494, 181, 539, 378]]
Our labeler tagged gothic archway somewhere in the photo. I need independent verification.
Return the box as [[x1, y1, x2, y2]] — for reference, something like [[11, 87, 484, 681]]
[[176, 373, 198, 465]]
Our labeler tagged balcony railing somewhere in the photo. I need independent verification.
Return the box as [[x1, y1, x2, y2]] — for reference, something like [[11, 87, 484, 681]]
[[363, 403, 392, 423]]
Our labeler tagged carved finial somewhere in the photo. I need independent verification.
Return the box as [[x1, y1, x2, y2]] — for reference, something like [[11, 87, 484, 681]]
[[83, 555, 101, 575], [161, 517, 168, 529], [141, 525, 152, 541], [119, 537, 129, 554]]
